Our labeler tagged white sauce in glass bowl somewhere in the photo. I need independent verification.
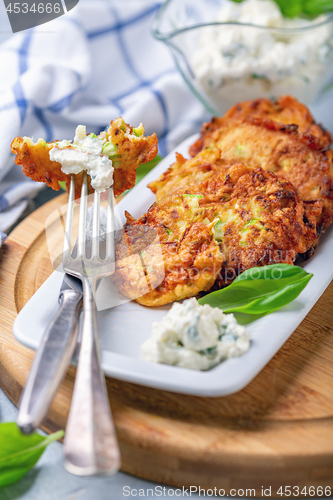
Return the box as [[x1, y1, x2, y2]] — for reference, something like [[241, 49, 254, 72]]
[[49, 125, 113, 193], [141, 298, 250, 371], [192, 0, 333, 112]]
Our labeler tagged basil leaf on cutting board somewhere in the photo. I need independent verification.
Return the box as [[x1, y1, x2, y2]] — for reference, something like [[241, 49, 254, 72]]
[[198, 264, 312, 315], [0, 423, 64, 488]]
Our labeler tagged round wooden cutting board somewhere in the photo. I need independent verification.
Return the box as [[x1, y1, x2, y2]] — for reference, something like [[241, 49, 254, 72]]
[[1, 192, 333, 497]]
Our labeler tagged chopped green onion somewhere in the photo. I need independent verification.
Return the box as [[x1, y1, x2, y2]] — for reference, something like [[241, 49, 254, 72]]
[[199, 346, 217, 356], [213, 220, 224, 241], [183, 194, 204, 198], [244, 218, 260, 227], [252, 73, 267, 80], [102, 142, 118, 157], [133, 124, 145, 137]]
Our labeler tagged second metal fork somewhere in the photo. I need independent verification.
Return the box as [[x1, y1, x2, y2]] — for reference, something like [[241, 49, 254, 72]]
[[63, 172, 121, 476]]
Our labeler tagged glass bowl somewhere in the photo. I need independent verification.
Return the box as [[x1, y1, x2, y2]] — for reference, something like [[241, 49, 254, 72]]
[[152, 0, 333, 115]]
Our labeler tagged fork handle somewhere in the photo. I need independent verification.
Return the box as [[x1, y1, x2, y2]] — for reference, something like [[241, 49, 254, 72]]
[[64, 278, 121, 476], [17, 289, 82, 434]]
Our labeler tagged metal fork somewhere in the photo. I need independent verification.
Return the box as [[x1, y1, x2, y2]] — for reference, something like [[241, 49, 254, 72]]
[[63, 172, 121, 476]]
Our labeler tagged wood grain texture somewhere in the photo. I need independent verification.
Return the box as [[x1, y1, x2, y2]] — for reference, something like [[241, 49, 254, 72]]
[[1, 192, 333, 496]]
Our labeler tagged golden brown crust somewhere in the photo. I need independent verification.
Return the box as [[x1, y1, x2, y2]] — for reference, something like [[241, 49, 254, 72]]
[[11, 118, 158, 198], [114, 164, 313, 306], [148, 148, 229, 201], [11, 137, 67, 191], [225, 95, 332, 145], [199, 116, 333, 236], [114, 194, 223, 307], [152, 108, 333, 252], [108, 119, 158, 196], [11, 137, 96, 198], [193, 166, 316, 275], [189, 95, 332, 157]]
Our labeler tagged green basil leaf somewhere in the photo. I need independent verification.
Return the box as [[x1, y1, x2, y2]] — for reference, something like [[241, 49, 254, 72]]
[[274, 0, 302, 17], [135, 154, 163, 185], [231, 0, 333, 17], [302, 0, 333, 16], [234, 263, 309, 282], [198, 264, 312, 315], [0, 423, 64, 488], [233, 311, 268, 325]]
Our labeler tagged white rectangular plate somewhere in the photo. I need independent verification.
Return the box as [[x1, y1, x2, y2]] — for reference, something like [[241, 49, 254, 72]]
[[13, 134, 333, 397]]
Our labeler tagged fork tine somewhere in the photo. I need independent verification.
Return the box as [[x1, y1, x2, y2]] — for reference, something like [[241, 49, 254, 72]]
[[63, 175, 75, 259], [78, 172, 88, 257], [92, 190, 100, 258], [106, 186, 114, 262]]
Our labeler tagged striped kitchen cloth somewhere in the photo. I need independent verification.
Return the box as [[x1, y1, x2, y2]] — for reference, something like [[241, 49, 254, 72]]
[[0, 0, 209, 248], [0, 180, 45, 236]]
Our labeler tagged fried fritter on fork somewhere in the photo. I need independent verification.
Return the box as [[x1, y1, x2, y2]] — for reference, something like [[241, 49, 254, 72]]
[[189, 95, 332, 157], [11, 118, 158, 198], [114, 164, 314, 306]]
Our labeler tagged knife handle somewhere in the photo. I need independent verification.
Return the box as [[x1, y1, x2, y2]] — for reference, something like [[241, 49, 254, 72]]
[[17, 289, 83, 434]]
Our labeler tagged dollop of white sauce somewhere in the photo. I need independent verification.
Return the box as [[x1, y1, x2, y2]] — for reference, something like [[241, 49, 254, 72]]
[[141, 298, 250, 370], [192, 0, 333, 112], [49, 125, 114, 193]]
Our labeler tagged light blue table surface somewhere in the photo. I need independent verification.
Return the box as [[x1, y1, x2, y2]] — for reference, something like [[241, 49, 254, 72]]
[[1, 3, 333, 499], [0, 390, 183, 500]]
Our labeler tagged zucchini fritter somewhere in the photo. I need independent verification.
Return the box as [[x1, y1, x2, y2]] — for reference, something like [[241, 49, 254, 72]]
[[114, 193, 223, 306], [195, 116, 333, 237], [11, 118, 158, 198], [189, 95, 332, 157], [148, 148, 230, 202], [150, 103, 333, 252], [114, 164, 312, 306]]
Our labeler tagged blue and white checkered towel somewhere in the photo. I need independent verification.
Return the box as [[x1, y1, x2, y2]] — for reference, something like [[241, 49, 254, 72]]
[[0, 0, 209, 247]]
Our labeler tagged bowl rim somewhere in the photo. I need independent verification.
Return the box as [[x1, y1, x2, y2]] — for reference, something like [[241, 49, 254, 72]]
[[152, 0, 333, 41]]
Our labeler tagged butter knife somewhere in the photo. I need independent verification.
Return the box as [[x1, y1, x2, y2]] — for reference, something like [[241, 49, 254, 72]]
[[17, 273, 83, 434]]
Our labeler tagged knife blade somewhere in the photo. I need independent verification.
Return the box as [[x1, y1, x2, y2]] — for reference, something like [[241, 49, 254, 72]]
[[17, 273, 83, 434]]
